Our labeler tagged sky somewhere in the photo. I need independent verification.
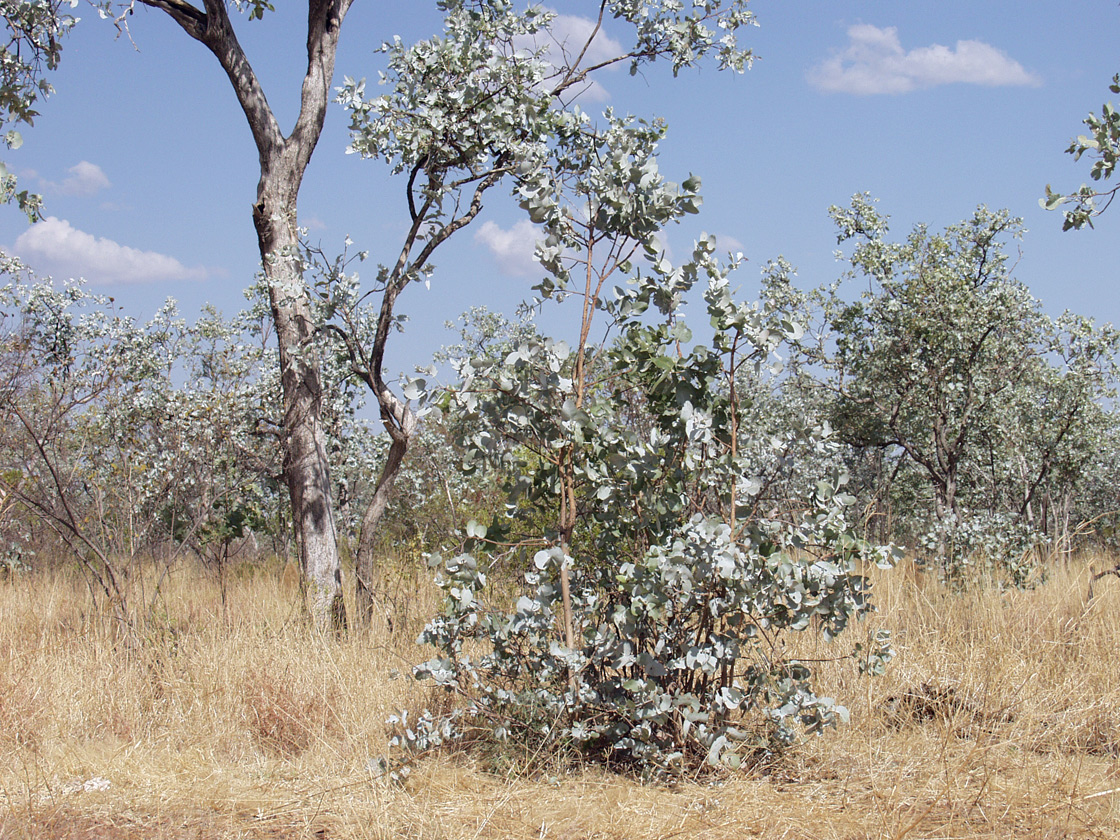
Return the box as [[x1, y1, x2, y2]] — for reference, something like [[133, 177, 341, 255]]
[[2, 1, 1119, 379]]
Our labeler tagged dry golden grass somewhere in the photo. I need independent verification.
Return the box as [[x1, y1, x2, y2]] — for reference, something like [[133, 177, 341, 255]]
[[0, 555, 1118, 839]]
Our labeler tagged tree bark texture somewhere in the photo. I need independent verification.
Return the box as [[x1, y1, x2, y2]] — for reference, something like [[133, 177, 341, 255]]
[[353, 410, 414, 629], [140, 0, 355, 631], [256, 200, 346, 631]]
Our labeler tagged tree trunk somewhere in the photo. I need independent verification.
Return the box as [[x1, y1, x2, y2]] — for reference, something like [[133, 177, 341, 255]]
[[139, 0, 356, 631], [353, 413, 414, 629], [255, 191, 346, 631]]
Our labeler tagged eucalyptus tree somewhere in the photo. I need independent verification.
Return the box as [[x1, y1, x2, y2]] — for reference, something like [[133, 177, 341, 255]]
[[0, 264, 163, 630], [111, 0, 358, 629], [1066, 415, 1120, 550], [1039, 74, 1120, 556], [91, 0, 759, 631], [366, 307, 536, 551], [809, 196, 1119, 579], [319, 1, 756, 626], [127, 303, 284, 613], [980, 312, 1118, 527], [815, 196, 1043, 524], [394, 124, 893, 776], [0, 260, 297, 627]]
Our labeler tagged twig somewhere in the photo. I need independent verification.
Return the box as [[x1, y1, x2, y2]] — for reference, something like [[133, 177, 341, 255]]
[[1087, 562, 1120, 602]]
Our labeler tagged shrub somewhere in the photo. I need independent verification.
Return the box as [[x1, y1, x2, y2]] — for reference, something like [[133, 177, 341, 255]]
[[411, 507, 892, 778], [391, 234, 894, 778], [918, 511, 1050, 589]]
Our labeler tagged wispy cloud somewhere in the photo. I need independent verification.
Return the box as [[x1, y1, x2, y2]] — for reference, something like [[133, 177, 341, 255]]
[[40, 161, 112, 197], [516, 11, 624, 102], [12, 217, 208, 285], [808, 25, 1040, 95], [474, 219, 542, 277], [548, 13, 624, 68], [715, 233, 744, 254]]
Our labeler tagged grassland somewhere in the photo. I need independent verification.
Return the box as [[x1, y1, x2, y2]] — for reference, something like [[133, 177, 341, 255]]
[[0, 555, 1117, 839]]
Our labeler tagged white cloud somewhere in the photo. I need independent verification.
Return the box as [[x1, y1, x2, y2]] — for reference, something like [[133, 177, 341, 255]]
[[12, 217, 208, 285], [516, 11, 624, 103], [41, 161, 112, 197], [807, 25, 1040, 95], [549, 14, 624, 68], [714, 233, 744, 254], [474, 219, 542, 277]]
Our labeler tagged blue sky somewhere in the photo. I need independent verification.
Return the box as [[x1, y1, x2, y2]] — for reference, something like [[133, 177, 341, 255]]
[[2, 1, 1119, 376]]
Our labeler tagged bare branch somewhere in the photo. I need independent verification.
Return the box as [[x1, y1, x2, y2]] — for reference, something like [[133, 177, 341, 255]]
[[135, 0, 206, 36]]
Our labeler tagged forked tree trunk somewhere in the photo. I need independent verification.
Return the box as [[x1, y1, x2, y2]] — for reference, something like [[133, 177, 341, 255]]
[[141, 0, 355, 631]]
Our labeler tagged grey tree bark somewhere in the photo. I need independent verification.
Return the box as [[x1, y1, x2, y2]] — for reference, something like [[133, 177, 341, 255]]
[[138, 0, 355, 631]]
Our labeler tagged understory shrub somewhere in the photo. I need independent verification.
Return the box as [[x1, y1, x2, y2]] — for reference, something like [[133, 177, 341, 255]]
[[383, 111, 894, 779], [918, 511, 1050, 589], [388, 243, 894, 778], [406, 503, 894, 778]]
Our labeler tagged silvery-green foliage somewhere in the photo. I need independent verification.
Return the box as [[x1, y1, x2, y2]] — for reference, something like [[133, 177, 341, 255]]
[[972, 313, 1119, 559], [294, 248, 371, 422], [917, 512, 1050, 590], [409, 273, 892, 774], [1062, 416, 1120, 551], [335, 0, 754, 300], [1, 0, 81, 218], [604, 0, 757, 75], [0, 260, 290, 595], [344, 308, 539, 550], [360, 416, 507, 549], [114, 301, 283, 563], [340, 3, 554, 179], [338, 0, 755, 174], [0, 538, 31, 574], [228, 0, 274, 20], [328, 1, 760, 629], [240, 263, 381, 538], [296, 240, 447, 539], [803, 195, 1120, 577], [0, 267, 166, 618], [400, 136, 893, 773], [1043, 74, 1120, 230]]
